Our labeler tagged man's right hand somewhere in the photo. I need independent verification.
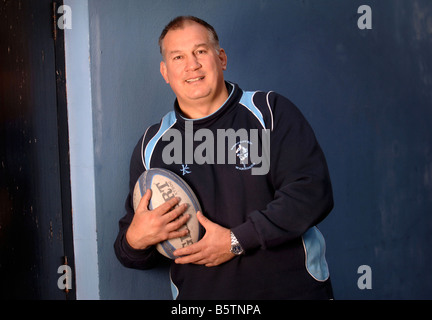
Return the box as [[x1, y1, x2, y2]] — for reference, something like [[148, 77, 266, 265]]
[[126, 189, 190, 250]]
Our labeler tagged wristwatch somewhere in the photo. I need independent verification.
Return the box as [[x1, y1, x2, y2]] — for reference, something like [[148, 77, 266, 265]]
[[230, 231, 245, 255]]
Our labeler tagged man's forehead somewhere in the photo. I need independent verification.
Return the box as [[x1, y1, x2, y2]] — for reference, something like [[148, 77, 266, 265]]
[[163, 23, 211, 47], [166, 43, 210, 55]]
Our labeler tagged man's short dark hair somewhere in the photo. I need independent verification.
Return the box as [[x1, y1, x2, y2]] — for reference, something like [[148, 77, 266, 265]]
[[158, 16, 220, 56]]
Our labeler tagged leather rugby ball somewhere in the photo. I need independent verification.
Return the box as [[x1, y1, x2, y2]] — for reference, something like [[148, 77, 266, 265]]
[[133, 168, 202, 259]]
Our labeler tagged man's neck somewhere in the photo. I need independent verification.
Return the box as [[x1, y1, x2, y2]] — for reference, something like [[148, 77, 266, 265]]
[[178, 85, 229, 119]]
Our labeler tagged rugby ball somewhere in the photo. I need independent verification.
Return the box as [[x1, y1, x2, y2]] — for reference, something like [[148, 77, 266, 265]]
[[133, 168, 202, 259]]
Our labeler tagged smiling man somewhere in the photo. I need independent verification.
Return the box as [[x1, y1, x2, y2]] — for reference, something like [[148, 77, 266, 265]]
[[159, 19, 229, 119], [114, 16, 335, 300]]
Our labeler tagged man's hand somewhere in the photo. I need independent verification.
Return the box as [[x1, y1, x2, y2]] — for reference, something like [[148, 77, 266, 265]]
[[126, 189, 190, 250], [173, 211, 235, 267]]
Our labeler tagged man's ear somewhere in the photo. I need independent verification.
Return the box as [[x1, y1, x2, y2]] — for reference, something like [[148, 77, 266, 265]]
[[160, 61, 169, 83], [218, 48, 228, 71]]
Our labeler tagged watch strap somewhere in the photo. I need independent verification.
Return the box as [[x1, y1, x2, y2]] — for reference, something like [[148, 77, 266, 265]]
[[230, 231, 244, 255]]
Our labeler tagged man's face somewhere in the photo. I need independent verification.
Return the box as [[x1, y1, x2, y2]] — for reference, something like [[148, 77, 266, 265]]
[[160, 22, 227, 111]]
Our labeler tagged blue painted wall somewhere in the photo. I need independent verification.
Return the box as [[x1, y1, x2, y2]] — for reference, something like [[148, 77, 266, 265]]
[[87, 0, 432, 299]]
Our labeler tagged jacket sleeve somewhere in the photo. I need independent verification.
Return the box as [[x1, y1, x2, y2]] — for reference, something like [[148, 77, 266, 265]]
[[232, 92, 334, 251], [113, 135, 163, 269]]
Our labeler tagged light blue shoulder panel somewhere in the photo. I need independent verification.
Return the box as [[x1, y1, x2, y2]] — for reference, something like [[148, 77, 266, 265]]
[[144, 111, 177, 169], [239, 91, 266, 129]]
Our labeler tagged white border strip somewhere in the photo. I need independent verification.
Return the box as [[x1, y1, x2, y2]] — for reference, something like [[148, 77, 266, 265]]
[[64, 0, 100, 300]]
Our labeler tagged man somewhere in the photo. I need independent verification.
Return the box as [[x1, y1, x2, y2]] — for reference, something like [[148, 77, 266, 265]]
[[114, 16, 334, 299]]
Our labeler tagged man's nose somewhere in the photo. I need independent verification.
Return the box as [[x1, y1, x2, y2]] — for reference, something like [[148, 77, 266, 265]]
[[185, 55, 201, 71]]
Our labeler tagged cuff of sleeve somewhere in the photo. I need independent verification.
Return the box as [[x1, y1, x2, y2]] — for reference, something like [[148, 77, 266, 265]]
[[231, 219, 261, 252], [121, 233, 155, 260]]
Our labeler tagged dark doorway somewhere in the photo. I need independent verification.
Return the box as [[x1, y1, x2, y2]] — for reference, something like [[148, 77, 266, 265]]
[[0, 0, 75, 299]]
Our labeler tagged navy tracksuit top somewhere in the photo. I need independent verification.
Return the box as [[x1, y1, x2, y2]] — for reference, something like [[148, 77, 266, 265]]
[[114, 82, 334, 299]]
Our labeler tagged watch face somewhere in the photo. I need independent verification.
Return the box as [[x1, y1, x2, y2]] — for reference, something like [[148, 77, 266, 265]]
[[232, 245, 242, 255], [230, 231, 244, 255]]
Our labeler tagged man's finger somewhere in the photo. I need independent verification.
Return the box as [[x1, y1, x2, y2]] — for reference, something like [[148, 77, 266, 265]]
[[174, 251, 204, 265], [196, 211, 211, 228], [136, 189, 151, 212], [173, 240, 201, 258], [166, 211, 190, 230], [163, 203, 188, 223], [167, 227, 190, 240], [153, 196, 181, 215]]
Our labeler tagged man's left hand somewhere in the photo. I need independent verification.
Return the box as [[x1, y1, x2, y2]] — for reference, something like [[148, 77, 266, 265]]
[[173, 211, 235, 267]]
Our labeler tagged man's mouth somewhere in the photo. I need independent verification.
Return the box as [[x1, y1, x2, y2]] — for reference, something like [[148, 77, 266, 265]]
[[185, 76, 205, 83]]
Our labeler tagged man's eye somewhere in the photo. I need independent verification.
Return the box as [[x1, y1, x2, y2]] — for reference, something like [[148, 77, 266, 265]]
[[173, 56, 182, 60], [196, 50, 206, 55]]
